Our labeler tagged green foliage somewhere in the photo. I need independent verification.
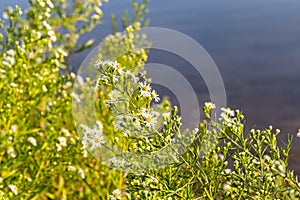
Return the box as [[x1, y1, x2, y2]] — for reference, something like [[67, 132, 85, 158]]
[[1, 0, 300, 199]]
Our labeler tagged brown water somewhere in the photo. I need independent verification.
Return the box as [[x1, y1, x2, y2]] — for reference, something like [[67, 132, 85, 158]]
[[2, 0, 300, 174]]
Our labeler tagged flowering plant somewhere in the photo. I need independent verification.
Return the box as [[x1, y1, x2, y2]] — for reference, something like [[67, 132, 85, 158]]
[[1, 0, 300, 199]]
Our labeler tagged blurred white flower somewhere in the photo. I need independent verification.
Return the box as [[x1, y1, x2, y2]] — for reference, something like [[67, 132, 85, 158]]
[[42, 21, 52, 30], [113, 63, 123, 74], [78, 168, 85, 179], [108, 90, 121, 102], [27, 137, 37, 146], [46, 0, 54, 8], [58, 137, 67, 146], [7, 49, 16, 56], [7, 147, 16, 158], [9, 184, 18, 195], [2, 11, 9, 19], [204, 102, 216, 109], [221, 107, 234, 117], [68, 165, 76, 172], [297, 129, 300, 138], [42, 85, 48, 92], [48, 30, 57, 42], [110, 189, 121, 200], [61, 128, 71, 137], [108, 157, 126, 168], [152, 90, 160, 102], [94, 60, 118, 69], [112, 75, 119, 82], [91, 133, 105, 149]]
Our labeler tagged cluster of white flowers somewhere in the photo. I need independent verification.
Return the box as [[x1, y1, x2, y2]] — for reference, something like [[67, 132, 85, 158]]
[[2, 49, 16, 67], [67, 166, 85, 179], [204, 102, 216, 110], [220, 107, 235, 126], [108, 157, 127, 168], [56, 136, 67, 151], [110, 189, 122, 200], [81, 121, 105, 150], [37, 0, 54, 9], [96, 60, 163, 137]]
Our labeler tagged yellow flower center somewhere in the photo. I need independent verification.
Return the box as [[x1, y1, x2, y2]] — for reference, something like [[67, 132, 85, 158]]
[[95, 138, 101, 143], [143, 86, 149, 91], [112, 93, 118, 98], [146, 117, 152, 123], [113, 193, 119, 198], [116, 64, 122, 70]]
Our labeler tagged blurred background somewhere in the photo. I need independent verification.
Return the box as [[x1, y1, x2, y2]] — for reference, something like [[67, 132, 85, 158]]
[[2, 0, 300, 173]]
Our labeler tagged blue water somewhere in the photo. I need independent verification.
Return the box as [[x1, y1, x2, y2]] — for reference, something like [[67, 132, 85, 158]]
[[1, 0, 300, 171]]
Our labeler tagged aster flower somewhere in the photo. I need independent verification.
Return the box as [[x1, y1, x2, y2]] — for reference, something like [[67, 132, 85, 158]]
[[204, 102, 216, 109], [108, 157, 126, 168], [108, 89, 121, 102], [297, 129, 300, 138], [152, 90, 160, 102], [113, 63, 123, 74], [9, 184, 18, 195], [141, 110, 158, 128], [139, 81, 152, 97], [27, 137, 37, 146], [110, 189, 121, 200]]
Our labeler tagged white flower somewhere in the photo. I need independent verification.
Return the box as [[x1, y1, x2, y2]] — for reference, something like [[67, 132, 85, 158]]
[[9, 184, 18, 195], [112, 75, 119, 82], [7, 49, 16, 56], [94, 60, 118, 69], [68, 165, 76, 172], [122, 129, 130, 137], [220, 107, 234, 117], [56, 143, 62, 151], [142, 111, 157, 128], [27, 137, 37, 146], [10, 83, 18, 87], [113, 63, 123, 74], [38, 1, 46, 7], [42, 85, 48, 92], [139, 82, 152, 97], [46, 0, 54, 8], [58, 137, 67, 146], [152, 90, 160, 102], [7, 147, 16, 158], [204, 102, 216, 109], [220, 107, 235, 126], [71, 92, 81, 103], [61, 128, 71, 137], [42, 21, 52, 30], [225, 169, 231, 174], [78, 168, 85, 179], [99, 74, 108, 81], [2, 11, 8, 19], [110, 189, 121, 200], [108, 157, 126, 168], [80, 123, 105, 150], [91, 133, 105, 149], [108, 90, 121, 102], [48, 30, 57, 42], [297, 129, 300, 138]]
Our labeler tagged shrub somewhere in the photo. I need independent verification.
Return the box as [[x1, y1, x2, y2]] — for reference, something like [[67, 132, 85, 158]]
[[1, 0, 299, 199]]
